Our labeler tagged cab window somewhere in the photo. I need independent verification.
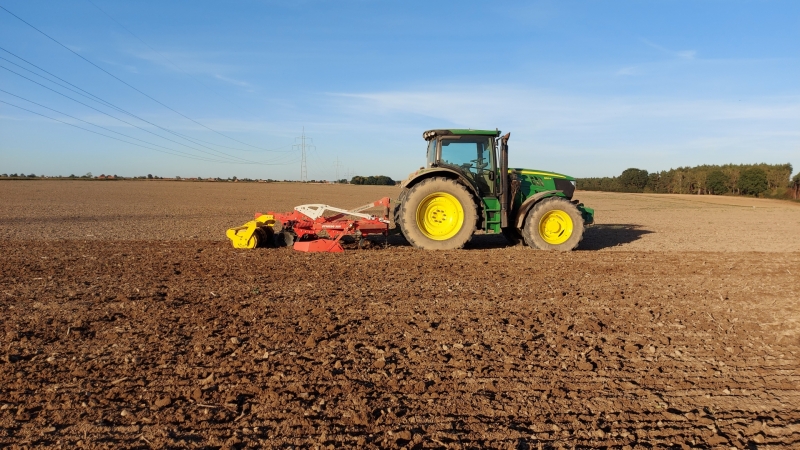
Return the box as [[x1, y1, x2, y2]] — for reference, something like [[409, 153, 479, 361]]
[[440, 136, 495, 193]]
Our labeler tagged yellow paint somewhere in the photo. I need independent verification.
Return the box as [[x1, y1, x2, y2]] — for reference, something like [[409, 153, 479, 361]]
[[226, 214, 274, 249], [514, 169, 565, 178], [538, 210, 573, 245], [415, 192, 464, 240]]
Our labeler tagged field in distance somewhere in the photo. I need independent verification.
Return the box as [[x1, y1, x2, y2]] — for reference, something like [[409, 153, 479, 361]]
[[1, 180, 800, 252]]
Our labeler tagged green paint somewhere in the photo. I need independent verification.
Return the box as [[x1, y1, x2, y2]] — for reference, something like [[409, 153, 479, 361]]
[[446, 129, 500, 136], [482, 196, 502, 234], [511, 168, 575, 181], [406, 129, 595, 236]]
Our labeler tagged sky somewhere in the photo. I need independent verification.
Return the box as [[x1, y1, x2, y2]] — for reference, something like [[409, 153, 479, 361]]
[[1, 0, 798, 181]]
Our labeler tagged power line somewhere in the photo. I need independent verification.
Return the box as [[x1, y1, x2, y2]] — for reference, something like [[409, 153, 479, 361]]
[[0, 5, 280, 152], [1, 63, 298, 165], [0, 63, 267, 165], [84, 0, 273, 123], [0, 99, 243, 163], [294, 128, 310, 181], [0, 47, 295, 158], [0, 88, 230, 163], [0, 88, 297, 166]]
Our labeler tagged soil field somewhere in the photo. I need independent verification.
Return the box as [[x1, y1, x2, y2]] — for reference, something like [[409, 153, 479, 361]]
[[1, 181, 799, 449], [3, 181, 800, 252]]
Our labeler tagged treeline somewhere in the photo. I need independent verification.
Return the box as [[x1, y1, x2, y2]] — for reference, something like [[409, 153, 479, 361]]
[[1, 173, 358, 183], [578, 163, 800, 198], [348, 175, 397, 185]]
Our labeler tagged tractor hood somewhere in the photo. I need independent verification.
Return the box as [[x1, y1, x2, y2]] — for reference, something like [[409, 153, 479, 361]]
[[510, 168, 575, 181], [510, 168, 577, 200]]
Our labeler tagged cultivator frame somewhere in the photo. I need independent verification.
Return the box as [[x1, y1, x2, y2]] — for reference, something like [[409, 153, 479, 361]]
[[226, 197, 391, 253]]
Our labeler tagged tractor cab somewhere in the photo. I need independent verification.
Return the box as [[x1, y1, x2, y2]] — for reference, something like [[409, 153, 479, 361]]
[[423, 129, 499, 197]]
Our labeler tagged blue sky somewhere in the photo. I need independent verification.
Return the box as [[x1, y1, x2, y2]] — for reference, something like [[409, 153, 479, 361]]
[[1, 0, 798, 180]]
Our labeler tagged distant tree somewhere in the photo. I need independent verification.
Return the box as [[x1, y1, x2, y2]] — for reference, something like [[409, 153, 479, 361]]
[[618, 168, 649, 192], [147, 174, 153, 179], [791, 172, 800, 199], [375, 175, 395, 185], [706, 170, 730, 195], [0, 174, 7, 177], [766, 163, 792, 192], [644, 172, 660, 192], [83, 172, 92, 178], [737, 168, 768, 196], [350, 175, 395, 186]]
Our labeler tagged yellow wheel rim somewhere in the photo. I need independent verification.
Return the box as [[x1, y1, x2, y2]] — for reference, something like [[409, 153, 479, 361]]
[[538, 210, 573, 245], [416, 192, 464, 240]]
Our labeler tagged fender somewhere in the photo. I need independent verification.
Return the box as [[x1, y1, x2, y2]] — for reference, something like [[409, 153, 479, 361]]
[[400, 167, 481, 200], [514, 190, 562, 229]]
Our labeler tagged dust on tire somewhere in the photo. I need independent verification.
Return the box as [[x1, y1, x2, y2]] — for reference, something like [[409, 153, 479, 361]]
[[522, 196, 585, 251], [398, 177, 477, 250]]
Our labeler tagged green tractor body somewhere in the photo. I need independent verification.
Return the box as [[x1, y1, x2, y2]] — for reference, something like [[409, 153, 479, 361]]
[[395, 129, 594, 250]]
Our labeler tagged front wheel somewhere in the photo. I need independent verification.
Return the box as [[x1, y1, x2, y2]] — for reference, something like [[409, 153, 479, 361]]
[[398, 177, 477, 250], [522, 197, 584, 251]]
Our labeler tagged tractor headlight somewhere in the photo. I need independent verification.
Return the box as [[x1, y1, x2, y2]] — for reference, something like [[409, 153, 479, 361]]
[[570, 180, 576, 187]]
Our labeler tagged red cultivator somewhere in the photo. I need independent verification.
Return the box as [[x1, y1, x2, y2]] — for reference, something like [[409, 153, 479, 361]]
[[226, 197, 391, 253]]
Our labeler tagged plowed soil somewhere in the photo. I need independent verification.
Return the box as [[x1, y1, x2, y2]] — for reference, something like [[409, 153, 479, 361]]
[[1, 181, 799, 449]]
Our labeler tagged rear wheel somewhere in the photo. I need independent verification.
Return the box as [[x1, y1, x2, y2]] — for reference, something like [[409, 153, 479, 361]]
[[398, 177, 477, 250], [391, 192, 406, 237], [522, 197, 584, 251]]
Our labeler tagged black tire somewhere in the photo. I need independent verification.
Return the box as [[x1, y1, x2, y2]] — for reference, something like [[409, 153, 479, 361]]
[[398, 177, 477, 250], [391, 194, 405, 237], [502, 227, 524, 246], [521, 197, 584, 251], [254, 226, 275, 248]]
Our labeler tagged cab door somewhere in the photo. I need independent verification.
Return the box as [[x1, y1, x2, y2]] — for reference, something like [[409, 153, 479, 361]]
[[438, 136, 496, 196]]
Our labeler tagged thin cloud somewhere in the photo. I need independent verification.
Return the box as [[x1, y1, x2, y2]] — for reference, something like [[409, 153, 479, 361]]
[[323, 85, 800, 176], [99, 58, 139, 74], [641, 38, 697, 60], [128, 49, 237, 76], [64, 44, 86, 53], [616, 66, 641, 76], [330, 86, 800, 130], [213, 74, 250, 88]]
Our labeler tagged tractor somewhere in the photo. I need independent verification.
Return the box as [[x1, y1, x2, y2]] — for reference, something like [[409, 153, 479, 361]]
[[225, 128, 593, 252], [393, 129, 593, 250]]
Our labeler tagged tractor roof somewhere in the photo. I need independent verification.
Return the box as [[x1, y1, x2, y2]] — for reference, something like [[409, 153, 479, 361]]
[[422, 129, 500, 141]]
